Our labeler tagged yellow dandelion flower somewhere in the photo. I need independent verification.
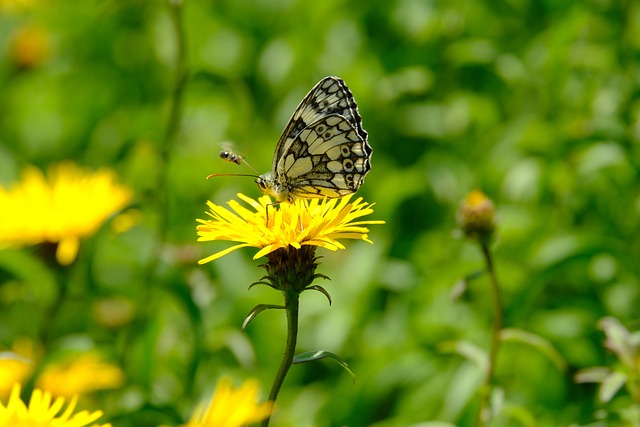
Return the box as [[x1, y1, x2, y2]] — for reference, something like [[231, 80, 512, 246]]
[[36, 353, 124, 397], [0, 355, 32, 399], [185, 377, 272, 427], [197, 195, 382, 417], [0, 162, 132, 265], [196, 193, 383, 264], [0, 383, 111, 427], [0, 338, 39, 398]]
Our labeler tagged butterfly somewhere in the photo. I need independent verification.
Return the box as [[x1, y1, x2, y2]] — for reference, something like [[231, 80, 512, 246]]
[[209, 77, 372, 203], [256, 76, 372, 202]]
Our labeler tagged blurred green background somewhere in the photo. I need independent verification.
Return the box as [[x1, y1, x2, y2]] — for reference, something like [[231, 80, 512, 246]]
[[1, 0, 639, 426]]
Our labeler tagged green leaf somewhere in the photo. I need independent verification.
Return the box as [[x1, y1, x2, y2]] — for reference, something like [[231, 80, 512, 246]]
[[500, 328, 567, 372], [241, 304, 284, 331], [293, 350, 356, 381], [438, 340, 488, 372], [451, 270, 484, 300], [575, 367, 610, 384], [599, 371, 627, 403], [502, 402, 539, 427], [599, 317, 635, 368]]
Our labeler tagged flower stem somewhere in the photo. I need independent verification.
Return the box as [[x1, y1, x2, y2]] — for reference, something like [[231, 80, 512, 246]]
[[474, 241, 503, 427], [131, 0, 188, 394], [261, 289, 300, 427]]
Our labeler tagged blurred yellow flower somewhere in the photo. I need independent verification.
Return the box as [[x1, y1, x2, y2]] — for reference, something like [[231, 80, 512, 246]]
[[0, 338, 39, 398], [0, 383, 110, 427], [36, 353, 124, 397], [0, 162, 132, 265], [197, 193, 383, 264], [185, 378, 272, 427], [0, 355, 32, 399], [9, 25, 51, 69]]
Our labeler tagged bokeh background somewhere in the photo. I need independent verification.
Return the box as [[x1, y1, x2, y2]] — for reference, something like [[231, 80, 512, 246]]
[[1, 0, 639, 426]]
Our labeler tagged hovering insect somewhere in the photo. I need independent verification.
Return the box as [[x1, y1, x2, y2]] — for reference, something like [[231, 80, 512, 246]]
[[219, 149, 243, 165], [216, 143, 259, 173], [209, 76, 372, 202]]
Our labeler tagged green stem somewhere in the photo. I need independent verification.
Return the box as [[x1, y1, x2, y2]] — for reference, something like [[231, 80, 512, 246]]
[[261, 290, 300, 427], [156, 0, 187, 248], [131, 0, 188, 393], [474, 241, 503, 427], [140, 0, 187, 298]]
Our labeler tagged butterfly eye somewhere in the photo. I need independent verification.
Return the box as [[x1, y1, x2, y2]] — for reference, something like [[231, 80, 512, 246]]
[[256, 178, 266, 190]]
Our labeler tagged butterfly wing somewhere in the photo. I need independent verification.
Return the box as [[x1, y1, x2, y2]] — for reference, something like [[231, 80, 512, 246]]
[[272, 76, 369, 171], [274, 114, 371, 198]]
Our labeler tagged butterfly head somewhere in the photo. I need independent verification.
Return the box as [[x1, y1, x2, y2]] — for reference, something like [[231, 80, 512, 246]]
[[256, 172, 293, 202], [255, 174, 269, 192]]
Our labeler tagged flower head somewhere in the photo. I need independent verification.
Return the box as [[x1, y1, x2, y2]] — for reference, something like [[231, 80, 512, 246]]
[[0, 355, 32, 399], [185, 377, 272, 427], [0, 383, 111, 427], [36, 353, 124, 398], [0, 338, 38, 398], [0, 162, 132, 265], [456, 190, 496, 244], [196, 194, 383, 264], [9, 25, 51, 69]]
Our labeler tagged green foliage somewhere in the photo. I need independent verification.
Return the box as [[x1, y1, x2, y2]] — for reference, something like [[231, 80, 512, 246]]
[[1, 0, 639, 426]]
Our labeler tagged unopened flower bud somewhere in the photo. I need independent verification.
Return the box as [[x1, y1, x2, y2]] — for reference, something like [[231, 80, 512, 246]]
[[457, 190, 496, 244]]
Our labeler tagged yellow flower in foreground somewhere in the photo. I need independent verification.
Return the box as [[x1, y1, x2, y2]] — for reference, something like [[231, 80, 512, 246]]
[[0, 384, 111, 427], [0, 162, 132, 265], [196, 194, 383, 264], [37, 353, 124, 397], [185, 378, 272, 427]]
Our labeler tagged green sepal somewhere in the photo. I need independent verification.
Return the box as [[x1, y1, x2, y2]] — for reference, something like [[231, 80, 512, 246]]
[[249, 277, 277, 291], [305, 285, 332, 305], [293, 350, 356, 382], [242, 304, 284, 331]]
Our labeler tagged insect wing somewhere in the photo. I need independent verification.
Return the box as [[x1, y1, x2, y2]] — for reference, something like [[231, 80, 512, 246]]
[[275, 114, 371, 198], [272, 76, 369, 170]]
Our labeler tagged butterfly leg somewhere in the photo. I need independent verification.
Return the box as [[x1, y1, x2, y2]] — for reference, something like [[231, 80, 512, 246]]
[[264, 201, 280, 227]]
